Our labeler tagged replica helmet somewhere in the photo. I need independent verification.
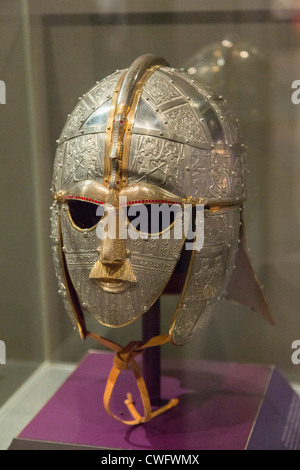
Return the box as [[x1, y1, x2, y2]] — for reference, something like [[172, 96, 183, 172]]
[[51, 55, 272, 424]]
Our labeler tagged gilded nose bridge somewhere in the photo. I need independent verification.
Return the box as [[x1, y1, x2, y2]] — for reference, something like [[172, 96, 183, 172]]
[[89, 188, 137, 292], [100, 201, 126, 266]]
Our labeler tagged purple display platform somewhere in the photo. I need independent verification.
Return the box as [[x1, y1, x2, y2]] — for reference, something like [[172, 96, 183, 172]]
[[9, 351, 300, 450]]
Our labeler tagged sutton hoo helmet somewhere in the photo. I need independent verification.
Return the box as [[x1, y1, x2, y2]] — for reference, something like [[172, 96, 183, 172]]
[[51, 54, 273, 424]]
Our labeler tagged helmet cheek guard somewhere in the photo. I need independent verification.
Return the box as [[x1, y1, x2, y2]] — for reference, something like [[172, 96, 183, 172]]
[[51, 55, 273, 425]]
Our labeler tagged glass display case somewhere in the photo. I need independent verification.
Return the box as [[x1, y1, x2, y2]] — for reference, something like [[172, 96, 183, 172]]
[[1, 0, 300, 450]]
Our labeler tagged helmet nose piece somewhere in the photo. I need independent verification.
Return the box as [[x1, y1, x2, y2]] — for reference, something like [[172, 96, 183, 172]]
[[91, 230, 136, 292], [100, 236, 126, 267], [89, 239, 136, 292]]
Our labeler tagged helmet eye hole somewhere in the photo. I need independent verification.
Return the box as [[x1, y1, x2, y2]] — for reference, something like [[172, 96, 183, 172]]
[[67, 200, 103, 230], [127, 204, 178, 235]]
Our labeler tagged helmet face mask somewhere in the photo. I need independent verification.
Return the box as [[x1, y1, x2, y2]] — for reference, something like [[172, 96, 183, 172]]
[[59, 185, 186, 327], [51, 54, 248, 345]]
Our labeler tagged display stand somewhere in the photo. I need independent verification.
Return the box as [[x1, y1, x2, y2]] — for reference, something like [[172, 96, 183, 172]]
[[8, 350, 300, 450], [142, 299, 161, 406]]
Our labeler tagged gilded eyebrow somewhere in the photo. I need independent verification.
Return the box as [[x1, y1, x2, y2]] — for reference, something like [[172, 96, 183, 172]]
[[121, 200, 183, 206], [66, 195, 105, 204], [66, 195, 183, 206]]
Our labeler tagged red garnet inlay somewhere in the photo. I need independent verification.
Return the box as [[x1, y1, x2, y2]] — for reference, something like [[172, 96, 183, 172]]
[[67, 196, 106, 204]]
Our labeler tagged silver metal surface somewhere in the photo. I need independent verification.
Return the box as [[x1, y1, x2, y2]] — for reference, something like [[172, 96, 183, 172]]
[[170, 206, 241, 345]]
